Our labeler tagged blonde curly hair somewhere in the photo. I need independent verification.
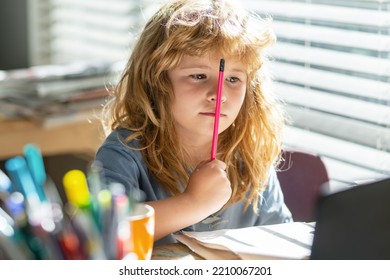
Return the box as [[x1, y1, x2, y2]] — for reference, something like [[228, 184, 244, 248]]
[[102, 0, 285, 212]]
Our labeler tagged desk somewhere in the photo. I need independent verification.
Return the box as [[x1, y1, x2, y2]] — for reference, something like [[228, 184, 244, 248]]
[[152, 243, 203, 260], [0, 117, 105, 159]]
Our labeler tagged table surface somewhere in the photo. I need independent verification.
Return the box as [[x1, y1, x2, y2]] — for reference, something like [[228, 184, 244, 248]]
[[152, 243, 204, 260], [0, 116, 105, 159]]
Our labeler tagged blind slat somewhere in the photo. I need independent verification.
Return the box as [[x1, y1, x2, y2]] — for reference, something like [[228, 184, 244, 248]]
[[271, 42, 390, 76], [322, 158, 384, 186], [51, 26, 131, 46], [247, 0, 390, 26], [286, 106, 390, 149], [52, 0, 137, 14], [52, 9, 134, 31], [276, 84, 390, 126], [272, 63, 390, 101], [284, 126, 390, 175], [273, 21, 390, 52]]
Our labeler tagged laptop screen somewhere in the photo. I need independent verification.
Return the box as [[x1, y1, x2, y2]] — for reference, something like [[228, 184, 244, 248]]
[[310, 177, 390, 260]]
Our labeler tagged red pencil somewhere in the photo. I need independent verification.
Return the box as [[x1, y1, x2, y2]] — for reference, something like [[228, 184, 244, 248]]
[[210, 59, 225, 160]]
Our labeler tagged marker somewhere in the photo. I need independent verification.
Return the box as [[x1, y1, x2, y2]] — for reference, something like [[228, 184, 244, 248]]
[[0, 207, 29, 259], [23, 144, 47, 201], [108, 182, 126, 198], [0, 230, 28, 259], [97, 189, 112, 232], [63, 169, 100, 227], [32, 200, 62, 258], [5, 192, 28, 227], [87, 160, 105, 198], [56, 220, 87, 260], [62, 169, 99, 220], [2, 193, 46, 259], [0, 205, 36, 259], [0, 169, 12, 193], [63, 170, 92, 209], [62, 170, 106, 259], [114, 194, 131, 260], [58, 232, 85, 259], [97, 189, 113, 258], [210, 58, 225, 160], [4, 156, 41, 212], [43, 176, 63, 206], [107, 182, 126, 259]]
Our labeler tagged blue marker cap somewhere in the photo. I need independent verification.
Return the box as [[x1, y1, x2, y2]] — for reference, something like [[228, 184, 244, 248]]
[[23, 144, 47, 201], [5, 156, 39, 200]]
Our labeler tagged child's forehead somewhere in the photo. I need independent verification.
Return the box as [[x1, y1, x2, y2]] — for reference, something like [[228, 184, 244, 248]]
[[187, 50, 242, 63], [172, 50, 251, 70], [179, 52, 244, 64]]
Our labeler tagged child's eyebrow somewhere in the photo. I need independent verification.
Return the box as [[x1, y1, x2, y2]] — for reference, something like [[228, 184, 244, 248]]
[[178, 65, 212, 70], [228, 68, 246, 75]]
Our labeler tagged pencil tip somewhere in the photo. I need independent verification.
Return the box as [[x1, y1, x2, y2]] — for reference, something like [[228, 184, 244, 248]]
[[219, 59, 225, 71]]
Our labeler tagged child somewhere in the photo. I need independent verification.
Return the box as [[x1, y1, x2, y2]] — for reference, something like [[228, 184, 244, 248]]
[[96, 0, 292, 245]]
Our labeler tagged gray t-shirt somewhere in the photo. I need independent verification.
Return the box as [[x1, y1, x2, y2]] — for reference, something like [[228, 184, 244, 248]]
[[95, 129, 293, 245]]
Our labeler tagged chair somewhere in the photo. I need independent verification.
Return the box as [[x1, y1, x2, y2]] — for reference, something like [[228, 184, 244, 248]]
[[277, 148, 330, 222]]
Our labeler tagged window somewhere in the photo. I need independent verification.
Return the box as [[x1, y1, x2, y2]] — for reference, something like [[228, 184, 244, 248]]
[[27, 0, 161, 65], [49, 0, 161, 64], [248, 0, 390, 189]]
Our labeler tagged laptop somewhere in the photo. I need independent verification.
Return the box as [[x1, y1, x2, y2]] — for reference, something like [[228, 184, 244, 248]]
[[310, 177, 390, 260]]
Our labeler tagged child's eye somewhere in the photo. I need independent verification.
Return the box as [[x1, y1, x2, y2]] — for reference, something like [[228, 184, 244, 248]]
[[226, 76, 240, 83], [190, 74, 207, 80]]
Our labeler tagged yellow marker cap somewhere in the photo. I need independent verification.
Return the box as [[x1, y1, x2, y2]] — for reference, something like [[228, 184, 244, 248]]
[[62, 169, 91, 208], [97, 189, 111, 210]]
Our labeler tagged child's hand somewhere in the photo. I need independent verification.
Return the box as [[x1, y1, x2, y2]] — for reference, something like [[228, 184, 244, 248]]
[[185, 159, 232, 215]]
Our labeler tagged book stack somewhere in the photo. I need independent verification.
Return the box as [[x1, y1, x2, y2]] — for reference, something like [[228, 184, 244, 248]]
[[0, 60, 123, 127]]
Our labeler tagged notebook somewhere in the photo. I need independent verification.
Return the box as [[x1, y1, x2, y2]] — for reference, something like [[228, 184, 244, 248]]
[[310, 177, 390, 260], [174, 221, 314, 260]]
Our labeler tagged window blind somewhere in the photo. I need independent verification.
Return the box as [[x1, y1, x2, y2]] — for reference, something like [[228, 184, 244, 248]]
[[49, 0, 160, 64], [27, 0, 53, 65], [247, 0, 390, 189]]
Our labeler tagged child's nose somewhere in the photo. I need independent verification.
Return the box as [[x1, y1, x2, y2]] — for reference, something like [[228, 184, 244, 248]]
[[208, 83, 226, 103], [209, 93, 226, 103]]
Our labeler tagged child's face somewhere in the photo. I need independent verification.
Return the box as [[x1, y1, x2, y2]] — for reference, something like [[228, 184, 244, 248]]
[[168, 53, 247, 143]]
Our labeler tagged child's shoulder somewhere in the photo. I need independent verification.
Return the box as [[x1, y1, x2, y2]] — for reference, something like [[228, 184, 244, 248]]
[[106, 128, 132, 139], [103, 128, 140, 148]]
